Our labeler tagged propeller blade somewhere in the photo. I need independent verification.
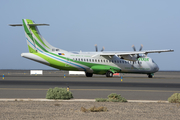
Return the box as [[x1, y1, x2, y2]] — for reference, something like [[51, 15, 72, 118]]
[[139, 44, 143, 51], [132, 45, 136, 51], [95, 44, 98, 52], [101, 46, 105, 52]]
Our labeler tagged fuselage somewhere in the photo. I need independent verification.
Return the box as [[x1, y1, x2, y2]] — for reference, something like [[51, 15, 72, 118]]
[[21, 51, 159, 75]]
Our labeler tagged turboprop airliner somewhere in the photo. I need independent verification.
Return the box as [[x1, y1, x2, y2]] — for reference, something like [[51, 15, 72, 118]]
[[9, 19, 174, 78]]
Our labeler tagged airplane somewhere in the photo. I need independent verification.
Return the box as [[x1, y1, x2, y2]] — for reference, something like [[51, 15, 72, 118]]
[[9, 19, 174, 78]]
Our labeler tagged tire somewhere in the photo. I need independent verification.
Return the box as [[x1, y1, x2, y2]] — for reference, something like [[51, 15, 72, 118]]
[[86, 73, 93, 77], [106, 71, 113, 77], [148, 74, 153, 78]]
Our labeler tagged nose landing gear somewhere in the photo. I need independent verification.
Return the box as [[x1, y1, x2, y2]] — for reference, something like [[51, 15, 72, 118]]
[[147, 73, 154, 78]]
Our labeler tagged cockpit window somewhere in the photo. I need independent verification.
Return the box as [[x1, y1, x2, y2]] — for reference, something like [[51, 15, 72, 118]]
[[152, 59, 155, 63]]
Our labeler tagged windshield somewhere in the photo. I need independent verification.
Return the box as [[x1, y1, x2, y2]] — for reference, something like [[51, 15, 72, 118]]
[[152, 59, 155, 63]]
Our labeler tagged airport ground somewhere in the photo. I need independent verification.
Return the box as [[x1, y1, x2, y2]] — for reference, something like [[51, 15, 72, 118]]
[[0, 70, 180, 120], [0, 70, 180, 100]]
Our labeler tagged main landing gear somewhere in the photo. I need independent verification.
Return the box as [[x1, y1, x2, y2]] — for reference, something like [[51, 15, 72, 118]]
[[106, 71, 113, 77], [86, 72, 93, 77]]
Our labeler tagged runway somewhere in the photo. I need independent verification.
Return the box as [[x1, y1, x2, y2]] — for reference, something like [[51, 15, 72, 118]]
[[0, 70, 180, 100]]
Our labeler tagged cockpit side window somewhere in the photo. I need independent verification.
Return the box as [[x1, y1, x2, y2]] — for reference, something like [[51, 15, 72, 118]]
[[152, 59, 155, 63]]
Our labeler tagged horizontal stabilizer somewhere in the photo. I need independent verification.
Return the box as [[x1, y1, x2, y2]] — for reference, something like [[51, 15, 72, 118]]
[[9, 24, 23, 26], [9, 24, 49, 27], [28, 24, 49, 26]]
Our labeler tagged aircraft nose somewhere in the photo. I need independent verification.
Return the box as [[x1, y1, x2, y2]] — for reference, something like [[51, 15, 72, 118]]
[[154, 64, 159, 72]]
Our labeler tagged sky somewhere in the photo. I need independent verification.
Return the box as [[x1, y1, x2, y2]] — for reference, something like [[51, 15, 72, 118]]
[[0, 0, 179, 70]]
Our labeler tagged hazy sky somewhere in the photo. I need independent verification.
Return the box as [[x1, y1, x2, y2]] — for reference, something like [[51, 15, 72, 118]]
[[0, 0, 179, 70]]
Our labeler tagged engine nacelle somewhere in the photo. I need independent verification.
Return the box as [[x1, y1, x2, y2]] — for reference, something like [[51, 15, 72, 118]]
[[118, 55, 137, 61]]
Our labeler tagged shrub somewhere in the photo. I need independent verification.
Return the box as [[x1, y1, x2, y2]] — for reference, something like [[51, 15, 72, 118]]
[[89, 106, 107, 112], [168, 93, 180, 103], [108, 93, 127, 102], [95, 98, 107, 102], [46, 87, 73, 99], [81, 106, 107, 112], [96, 93, 127, 102]]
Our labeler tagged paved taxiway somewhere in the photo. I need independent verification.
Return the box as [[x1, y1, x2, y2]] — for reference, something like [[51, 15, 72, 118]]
[[0, 70, 180, 100]]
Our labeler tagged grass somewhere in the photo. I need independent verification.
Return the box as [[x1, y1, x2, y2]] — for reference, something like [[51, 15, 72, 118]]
[[168, 93, 180, 103], [46, 87, 73, 100], [95, 93, 127, 102]]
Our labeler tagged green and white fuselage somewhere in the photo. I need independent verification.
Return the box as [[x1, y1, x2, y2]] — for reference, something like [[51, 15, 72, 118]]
[[10, 19, 174, 78]]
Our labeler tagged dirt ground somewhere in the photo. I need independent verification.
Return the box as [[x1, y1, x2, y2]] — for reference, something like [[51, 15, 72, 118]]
[[0, 101, 180, 120]]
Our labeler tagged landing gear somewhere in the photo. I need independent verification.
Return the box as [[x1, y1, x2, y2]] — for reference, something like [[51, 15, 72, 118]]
[[147, 74, 153, 78], [106, 71, 113, 77], [86, 72, 93, 77]]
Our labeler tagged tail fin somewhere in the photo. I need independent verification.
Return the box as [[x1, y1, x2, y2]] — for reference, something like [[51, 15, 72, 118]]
[[22, 19, 57, 53], [10, 19, 66, 53]]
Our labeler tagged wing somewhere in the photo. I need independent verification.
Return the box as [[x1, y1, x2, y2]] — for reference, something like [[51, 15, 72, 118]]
[[91, 49, 174, 61], [98, 49, 174, 56]]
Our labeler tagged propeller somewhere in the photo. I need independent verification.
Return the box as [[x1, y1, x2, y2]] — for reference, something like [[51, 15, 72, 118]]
[[132, 44, 143, 64], [95, 44, 98, 52], [132, 45, 136, 51], [132, 44, 143, 52], [139, 44, 143, 51], [101, 46, 105, 52], [95, 44, 105, 52]]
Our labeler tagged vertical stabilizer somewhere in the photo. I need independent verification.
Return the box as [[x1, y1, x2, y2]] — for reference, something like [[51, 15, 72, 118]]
[[22, 19, 66, 53]]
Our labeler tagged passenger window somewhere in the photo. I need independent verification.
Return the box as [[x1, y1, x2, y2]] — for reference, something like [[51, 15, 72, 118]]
[[92, 59, 94, 62], [89, 59, 91, 62], [87, 59, 88, 62]]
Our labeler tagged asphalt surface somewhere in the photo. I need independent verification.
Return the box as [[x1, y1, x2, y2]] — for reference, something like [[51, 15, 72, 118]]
[[0, 70, 180, 100]]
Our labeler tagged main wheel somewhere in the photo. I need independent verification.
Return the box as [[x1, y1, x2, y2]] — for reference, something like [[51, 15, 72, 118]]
[[106, 71, 113, 77], [86, 72, 93, 77]]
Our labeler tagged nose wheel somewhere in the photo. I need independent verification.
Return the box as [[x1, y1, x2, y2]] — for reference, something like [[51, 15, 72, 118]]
[[147, 73, 154, 78]]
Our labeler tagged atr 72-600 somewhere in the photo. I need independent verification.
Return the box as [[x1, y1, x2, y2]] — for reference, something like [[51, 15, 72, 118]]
[[9, 19, 174, 78]]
